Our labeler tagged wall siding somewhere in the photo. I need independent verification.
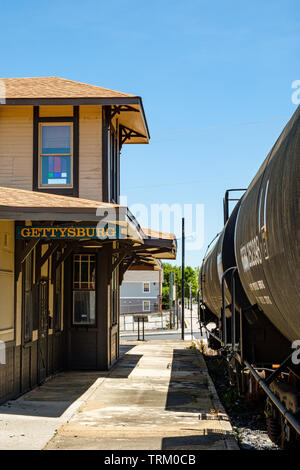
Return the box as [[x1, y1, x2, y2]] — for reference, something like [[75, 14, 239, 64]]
[[0, 106, 33, 190], [79, 105, 102, 201], [0, 221, 15, 336]]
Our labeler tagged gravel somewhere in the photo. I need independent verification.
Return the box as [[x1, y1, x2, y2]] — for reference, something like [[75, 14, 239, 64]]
[[204, 353, 279, 451]]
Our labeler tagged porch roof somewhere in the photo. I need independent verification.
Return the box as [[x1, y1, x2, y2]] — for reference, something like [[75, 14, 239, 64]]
[[0, 76, 150, 143], [0, 186, 177, 261], [137, 227, 177, 261]]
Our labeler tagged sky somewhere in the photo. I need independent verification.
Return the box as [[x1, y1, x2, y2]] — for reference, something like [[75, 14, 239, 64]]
[[1, 0, 300, 267]]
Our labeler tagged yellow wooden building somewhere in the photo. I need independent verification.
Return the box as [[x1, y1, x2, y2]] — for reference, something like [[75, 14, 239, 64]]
[[0, 77, 176, 403]]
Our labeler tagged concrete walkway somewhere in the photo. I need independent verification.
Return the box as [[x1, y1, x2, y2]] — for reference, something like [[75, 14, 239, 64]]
[[45, 341, 238, 450], [0, 370, 109, 450], [0, 341, 238, 450]]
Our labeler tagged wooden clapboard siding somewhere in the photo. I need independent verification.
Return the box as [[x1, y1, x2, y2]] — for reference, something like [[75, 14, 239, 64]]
[[39, 105, 74, 117], [0, 221, 15, 341], [0, 106, 33, 190], [79, 105, 102, 201]]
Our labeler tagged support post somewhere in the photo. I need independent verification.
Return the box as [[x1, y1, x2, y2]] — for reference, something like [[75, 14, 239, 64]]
[[181, 218, 185, 340]]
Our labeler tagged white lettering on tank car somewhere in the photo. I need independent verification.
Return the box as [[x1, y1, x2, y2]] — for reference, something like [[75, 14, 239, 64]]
[[257, 295, 272, 305], [240, 236, 262, 271], [240, 245, 250, 272], [249, 280, 265, 291]]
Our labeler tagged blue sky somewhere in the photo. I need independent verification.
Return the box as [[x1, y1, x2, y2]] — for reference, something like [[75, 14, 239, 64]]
[[1, 0, 300, 266]]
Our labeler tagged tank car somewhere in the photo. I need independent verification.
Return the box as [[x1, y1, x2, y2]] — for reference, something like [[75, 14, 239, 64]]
[[199, 106, 300, 448]]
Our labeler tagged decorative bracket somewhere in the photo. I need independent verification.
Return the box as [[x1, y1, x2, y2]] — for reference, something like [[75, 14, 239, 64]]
[[120, 125, 147, 145], [111, 105, 139, 120]]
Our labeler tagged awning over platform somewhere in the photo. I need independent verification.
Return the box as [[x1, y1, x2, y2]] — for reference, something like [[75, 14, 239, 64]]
[[0, 186, 176, 265]]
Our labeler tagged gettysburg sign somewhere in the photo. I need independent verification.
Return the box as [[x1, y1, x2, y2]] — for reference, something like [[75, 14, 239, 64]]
[[16, 225, 120, 240]]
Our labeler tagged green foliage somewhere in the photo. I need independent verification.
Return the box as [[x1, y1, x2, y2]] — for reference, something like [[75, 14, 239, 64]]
[[224, 386, 239, 404], [161, 263, 200, 309]]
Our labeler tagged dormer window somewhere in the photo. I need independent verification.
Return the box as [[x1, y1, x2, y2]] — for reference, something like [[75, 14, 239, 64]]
[[39, 123, 73, 188]]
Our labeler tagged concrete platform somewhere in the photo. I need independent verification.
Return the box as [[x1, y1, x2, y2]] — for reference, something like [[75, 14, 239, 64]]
[[44, 341, 238, 450]]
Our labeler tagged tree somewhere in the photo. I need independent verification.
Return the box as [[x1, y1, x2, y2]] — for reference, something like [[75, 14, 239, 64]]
[[161, 263, 200, 309]]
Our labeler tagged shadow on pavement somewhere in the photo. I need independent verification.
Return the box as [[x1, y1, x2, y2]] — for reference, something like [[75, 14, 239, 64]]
[[0, 352, 143, 418]]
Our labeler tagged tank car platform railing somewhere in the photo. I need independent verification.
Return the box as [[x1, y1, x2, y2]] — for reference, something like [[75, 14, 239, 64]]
[[221, 266, 239, 352], [220, 268, 300, 437]]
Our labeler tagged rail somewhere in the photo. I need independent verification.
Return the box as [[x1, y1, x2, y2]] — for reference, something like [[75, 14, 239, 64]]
[[199, 267, 300, 436]]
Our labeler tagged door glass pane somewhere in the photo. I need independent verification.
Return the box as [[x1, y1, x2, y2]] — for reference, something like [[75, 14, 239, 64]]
[[42, 125, 71, 154], [73, 291, 96, 324]]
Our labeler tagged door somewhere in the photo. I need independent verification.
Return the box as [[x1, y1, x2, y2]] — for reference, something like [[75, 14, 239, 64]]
[[38, 279, 49, 384]]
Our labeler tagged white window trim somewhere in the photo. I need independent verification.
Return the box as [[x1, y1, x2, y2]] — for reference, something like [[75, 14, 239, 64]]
[[143, 300, 150, 312], [143, 282, 150, 293]]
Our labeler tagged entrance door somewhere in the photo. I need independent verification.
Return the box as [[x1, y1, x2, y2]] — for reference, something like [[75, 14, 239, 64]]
[[38, 279, 49, 384]]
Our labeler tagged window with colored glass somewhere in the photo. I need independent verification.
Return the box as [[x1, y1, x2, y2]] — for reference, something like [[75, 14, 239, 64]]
[[39, 123, 73, 187]]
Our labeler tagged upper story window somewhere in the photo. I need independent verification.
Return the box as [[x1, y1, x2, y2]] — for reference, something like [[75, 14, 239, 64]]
[[39, 123, 73, 188], [143, 282, 150, 293]]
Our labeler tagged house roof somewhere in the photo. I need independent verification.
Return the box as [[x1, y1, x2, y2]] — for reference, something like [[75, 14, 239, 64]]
[[0, 76, 150, 143], [1, 77, 134, 100]]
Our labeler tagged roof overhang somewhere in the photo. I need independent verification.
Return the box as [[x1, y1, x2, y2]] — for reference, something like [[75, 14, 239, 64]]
[[1, 96, 150, 144], [0, 187, 176, 263], [0, 76, 150, 143]]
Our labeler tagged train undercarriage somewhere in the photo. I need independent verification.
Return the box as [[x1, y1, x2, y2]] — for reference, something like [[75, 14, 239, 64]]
[[201, 305, 300, 449]]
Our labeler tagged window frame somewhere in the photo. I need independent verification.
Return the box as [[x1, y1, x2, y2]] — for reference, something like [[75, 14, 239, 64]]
[[109, 123, 119, 203], [22, 251, 33, 343], [54, 250, 63, 332], [72, 254, 96, 326], [38, 122, 74, 189], [143, 300, 150, 312], [143, 282, 150, 293], [111, 261, 119, 326]]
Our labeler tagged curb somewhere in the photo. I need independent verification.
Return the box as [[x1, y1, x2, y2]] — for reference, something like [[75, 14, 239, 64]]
[[194, 349, 240, 450]]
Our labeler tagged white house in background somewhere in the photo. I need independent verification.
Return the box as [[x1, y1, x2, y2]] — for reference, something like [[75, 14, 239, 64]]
[[120, 265, 162, 315]]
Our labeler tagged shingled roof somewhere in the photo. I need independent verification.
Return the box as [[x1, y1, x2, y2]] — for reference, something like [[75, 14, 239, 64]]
[[1, 76, 134, 100], [0, 186, 176, 258], [0, 76, 150, 143], [0, 186, 121, 221]]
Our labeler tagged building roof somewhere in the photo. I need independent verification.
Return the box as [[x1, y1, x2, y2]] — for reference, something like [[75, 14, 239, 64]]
[[142, 227, 176, 241], [1, 77, 134, 100], [0, 187, 177, 260], [0, 186, 117, 211], [0, 76, 150, 143]]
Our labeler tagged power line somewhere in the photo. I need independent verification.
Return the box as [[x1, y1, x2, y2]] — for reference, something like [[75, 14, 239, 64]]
[[151, 116, 288, 138], [122, 179, 208, 190]]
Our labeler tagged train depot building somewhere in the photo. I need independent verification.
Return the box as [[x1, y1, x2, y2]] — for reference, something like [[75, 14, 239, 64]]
[[0, 77, 177, 404]]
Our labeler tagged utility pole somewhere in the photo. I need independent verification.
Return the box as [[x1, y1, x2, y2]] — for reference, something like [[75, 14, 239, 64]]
[[181, 218, 185, 340], [190, 283, 193, 339], [169, 271, 174, 329]]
